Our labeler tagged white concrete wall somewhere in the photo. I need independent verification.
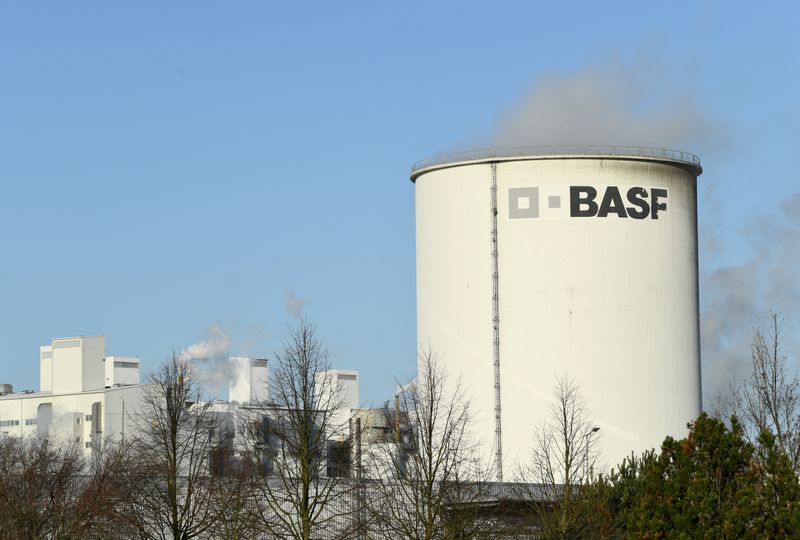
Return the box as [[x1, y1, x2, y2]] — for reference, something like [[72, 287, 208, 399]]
[[316, 369, 359, 439], [51, 338, 84, 394], [414, 163, 496, 462], [361, 442, 400, 479], [80, 336, 106, 392], [50, 336, 106, 394], [104, 355, 140, 387], [0, 384, 144, 455], [39, 346, 53, 393], [251, 359, 268, 403], [102, 385, 144, 442]]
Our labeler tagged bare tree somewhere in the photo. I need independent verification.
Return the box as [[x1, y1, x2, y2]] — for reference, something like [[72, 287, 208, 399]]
[[0, 435, 82, 538], [0, 434, 135, 538], [247, 318, 355, 540], [365, 350, 493, 540], [205, 460, 262, 540], [75, 437, 140, 538], [713, 312, 800, 469], [523, 375, 600, 540], [128, 352, 222, 539]]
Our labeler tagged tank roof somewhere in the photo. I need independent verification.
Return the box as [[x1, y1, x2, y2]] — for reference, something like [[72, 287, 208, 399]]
[[410, 145, 702, 181]]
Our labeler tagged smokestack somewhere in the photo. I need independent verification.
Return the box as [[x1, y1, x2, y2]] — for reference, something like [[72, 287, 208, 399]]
[[228, 357, 269, 405]]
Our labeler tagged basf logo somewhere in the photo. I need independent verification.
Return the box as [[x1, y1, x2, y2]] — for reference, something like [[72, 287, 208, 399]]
[[508, 186, 668, 220]]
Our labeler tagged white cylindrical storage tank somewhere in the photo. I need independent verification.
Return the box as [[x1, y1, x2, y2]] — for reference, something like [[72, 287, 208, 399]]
[[411, 146, 702, 477]]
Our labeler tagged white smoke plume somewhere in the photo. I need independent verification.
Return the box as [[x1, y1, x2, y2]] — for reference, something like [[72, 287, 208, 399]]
[[701, 193, 800, 403], [490, 62, 720, 151], [180, 324, 232, 392], [286, 290, 307, 318]]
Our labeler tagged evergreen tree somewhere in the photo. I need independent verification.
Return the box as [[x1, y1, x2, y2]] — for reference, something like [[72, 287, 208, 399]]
[[593, 414, 800, 539]]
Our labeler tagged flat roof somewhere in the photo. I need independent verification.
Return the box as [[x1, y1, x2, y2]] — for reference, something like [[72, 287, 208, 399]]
[[410, 145, 702, 181], [0, 384, 142, 401]]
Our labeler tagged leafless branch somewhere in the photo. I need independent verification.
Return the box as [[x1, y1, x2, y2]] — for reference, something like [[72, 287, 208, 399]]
[[127, 352, 222, 539], [364, 349, 495, 540], [522, 375, 600, 540], [712, 312, 800, 470], [245, 318, 356, 540]]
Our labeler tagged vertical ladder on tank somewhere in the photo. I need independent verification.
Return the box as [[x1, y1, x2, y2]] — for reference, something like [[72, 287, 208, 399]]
[[490, 162, 503, 482]]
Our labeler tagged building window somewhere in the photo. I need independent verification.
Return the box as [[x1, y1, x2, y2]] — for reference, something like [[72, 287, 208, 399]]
[[24, 418, 37, 426], [76, 418, 81, 424], [85, 442, 92, 448], [85, 414, 92, 421], [53, 339, 80, 349], [114, 361, 139, 369]]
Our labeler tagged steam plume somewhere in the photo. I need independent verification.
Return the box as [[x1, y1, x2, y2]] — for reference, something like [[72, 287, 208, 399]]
[[701, 193, 800, 402], [483, 60, 799, 402], [286, 290, 307, 318], [490, 63, 718, 151], [180, 324, 232, 391]]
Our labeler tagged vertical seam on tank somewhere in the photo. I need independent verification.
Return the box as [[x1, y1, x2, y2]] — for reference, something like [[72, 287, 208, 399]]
[[490, 161, 503, 481]]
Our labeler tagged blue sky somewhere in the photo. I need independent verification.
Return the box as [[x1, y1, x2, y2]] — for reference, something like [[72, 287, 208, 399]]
[[1, 2, 798, 406]]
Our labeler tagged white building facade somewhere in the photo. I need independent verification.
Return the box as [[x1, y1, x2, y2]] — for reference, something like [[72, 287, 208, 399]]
[[0, 336, 371, 469], [0, 336, 143, 454]]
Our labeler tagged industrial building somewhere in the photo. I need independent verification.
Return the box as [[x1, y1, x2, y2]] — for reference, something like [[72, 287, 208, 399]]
[[0, 336, 367, 468], [411, 146, 703, 479], [0, 336, 143, 452], [3, 145, 703, 488]]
